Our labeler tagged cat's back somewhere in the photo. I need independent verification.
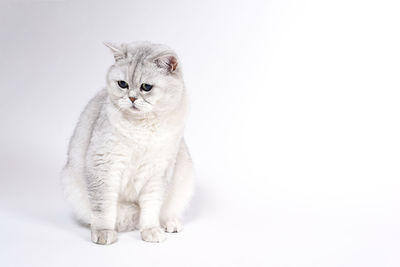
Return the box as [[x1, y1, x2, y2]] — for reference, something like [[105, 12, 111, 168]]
[[66, 89, 108, 167]]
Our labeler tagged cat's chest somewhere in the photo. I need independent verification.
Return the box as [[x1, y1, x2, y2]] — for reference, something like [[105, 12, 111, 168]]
[[117, 124, 180, 201]]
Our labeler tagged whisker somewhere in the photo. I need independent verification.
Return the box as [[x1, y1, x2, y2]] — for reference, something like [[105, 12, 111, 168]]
[[142, 97, 152, 105]]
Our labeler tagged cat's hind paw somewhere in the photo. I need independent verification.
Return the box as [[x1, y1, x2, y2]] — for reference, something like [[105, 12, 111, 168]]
[[141, 227, 166, 243], [162, 218, 183, 233], [91, 229, 118, 245]]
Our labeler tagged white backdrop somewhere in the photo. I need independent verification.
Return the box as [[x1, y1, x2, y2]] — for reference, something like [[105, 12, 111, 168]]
[[1, 0, 399, 266]]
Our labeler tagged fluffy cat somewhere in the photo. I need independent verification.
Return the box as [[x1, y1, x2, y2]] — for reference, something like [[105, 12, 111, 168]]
[[61, 41, 195, 245]]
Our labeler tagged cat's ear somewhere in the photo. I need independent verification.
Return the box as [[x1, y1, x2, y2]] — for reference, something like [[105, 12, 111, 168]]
[[155, 55, 178, 73], [104, 42, 126, 61]]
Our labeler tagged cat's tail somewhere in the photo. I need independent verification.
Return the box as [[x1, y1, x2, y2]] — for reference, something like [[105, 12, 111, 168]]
[[61, 165, 92, 226]]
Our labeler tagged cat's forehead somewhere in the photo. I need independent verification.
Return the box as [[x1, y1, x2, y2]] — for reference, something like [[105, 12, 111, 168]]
[[109, 54, 157, 80], [116, 45, 159, 69], [125, 45, 152, 59]]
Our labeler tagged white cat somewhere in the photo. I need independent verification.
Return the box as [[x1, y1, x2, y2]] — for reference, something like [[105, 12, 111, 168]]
[[61, 41, 195, 245]]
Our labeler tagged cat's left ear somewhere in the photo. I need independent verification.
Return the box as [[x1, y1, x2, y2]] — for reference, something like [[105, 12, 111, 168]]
[[155, 55, 178, 73], [104, 42, 126, 61]]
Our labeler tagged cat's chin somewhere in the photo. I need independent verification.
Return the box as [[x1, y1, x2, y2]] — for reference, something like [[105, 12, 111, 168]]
[[127, 108, 141, 115], [124, 106, 153, 115]]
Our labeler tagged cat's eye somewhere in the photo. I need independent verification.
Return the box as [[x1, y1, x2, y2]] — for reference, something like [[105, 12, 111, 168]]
[[117, 80, 129, 89], [140, 83, 153, 92]]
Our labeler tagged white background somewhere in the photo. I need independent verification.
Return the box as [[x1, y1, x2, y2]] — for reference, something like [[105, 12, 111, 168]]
[[1, 0, 399, 266]]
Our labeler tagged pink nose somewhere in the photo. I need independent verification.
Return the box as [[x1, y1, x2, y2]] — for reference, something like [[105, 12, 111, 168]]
[[129, 97, 137, 103]]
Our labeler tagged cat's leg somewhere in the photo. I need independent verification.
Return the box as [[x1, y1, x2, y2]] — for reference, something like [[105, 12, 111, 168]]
[[138, 178, 167, 242], [86, 160, 123, 245], [87, 172, 120, 245], [85, 131, 133, 245], [161, 141, 195, 233]]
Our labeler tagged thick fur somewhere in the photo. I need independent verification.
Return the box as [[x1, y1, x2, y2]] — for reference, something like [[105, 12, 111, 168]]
[[61, 42, 194, 245]]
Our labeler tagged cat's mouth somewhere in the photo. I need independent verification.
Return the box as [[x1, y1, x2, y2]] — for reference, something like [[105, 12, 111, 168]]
[[131, 104, 139, 111]]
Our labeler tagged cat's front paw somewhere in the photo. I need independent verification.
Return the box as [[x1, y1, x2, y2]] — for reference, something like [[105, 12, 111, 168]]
[[91, 229, 118, 245], [162, 218, 183, 233], [141, 227, 166, 243]]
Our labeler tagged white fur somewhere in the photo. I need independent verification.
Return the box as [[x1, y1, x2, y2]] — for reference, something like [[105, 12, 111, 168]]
[[61, 42, 195, 245]]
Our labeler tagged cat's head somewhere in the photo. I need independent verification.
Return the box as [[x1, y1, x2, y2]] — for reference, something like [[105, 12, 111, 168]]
[[105, 41, 184, 115]]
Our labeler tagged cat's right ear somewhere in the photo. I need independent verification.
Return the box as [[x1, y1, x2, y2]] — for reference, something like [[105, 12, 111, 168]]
[[104, 42, 126, 61]]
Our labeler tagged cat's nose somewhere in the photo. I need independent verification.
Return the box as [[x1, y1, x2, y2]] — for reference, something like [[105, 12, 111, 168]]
[[129, 97, 137, 103]]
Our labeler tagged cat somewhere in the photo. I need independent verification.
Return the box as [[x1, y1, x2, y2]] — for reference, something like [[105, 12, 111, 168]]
[[61, 41, 195, 245]]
